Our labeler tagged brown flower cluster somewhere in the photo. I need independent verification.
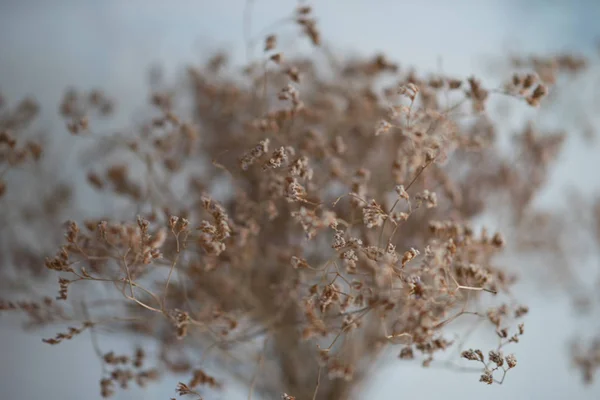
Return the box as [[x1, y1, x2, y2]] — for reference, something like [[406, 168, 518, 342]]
[[1, 3, 598, 399], [0, 96, 43, 197]]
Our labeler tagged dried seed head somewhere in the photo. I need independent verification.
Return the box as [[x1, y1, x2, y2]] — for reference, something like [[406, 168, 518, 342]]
[[270, 53, 283, 64], [362, 199, 386, 228], [264, 35, 277, 51], [506, 354, 517, 369], [489, 350, 504, 367], [402, 247, 420, 267], [479, 370, 493, 385], [527, 84, 548, 106], [395, 185, 409, 200], [398, 83, 419, 100], [241, 138, 270, 170], [375, 119, 392, 136]]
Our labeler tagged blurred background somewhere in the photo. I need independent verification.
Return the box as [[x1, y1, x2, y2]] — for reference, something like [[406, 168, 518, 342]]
[[1, 0, 600, 399]]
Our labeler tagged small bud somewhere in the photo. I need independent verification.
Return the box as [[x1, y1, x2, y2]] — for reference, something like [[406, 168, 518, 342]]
[[270, 53, 283, 64], [169, 216, 179, 230], [505, 354, 517, 369], [395, 185, 409, 200], [264, 35, 277, 51]]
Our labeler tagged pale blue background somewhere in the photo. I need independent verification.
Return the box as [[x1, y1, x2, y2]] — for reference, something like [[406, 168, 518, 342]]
[[1, 1, 600, 399]]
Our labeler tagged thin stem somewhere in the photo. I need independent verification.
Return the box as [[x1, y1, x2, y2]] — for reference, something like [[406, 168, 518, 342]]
[[312, 366, 322, 400]]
